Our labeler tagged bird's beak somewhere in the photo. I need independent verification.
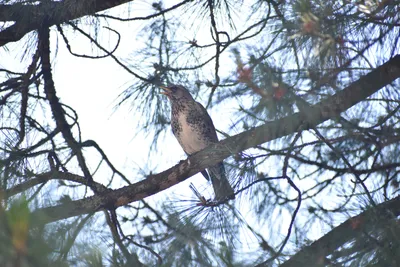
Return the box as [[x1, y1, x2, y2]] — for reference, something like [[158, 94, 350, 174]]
[[159, 86, 172, 97]]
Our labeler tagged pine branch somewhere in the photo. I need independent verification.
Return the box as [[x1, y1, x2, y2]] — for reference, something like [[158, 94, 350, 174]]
[[39, 24, 99, 191], [279, 195, 400, 267], [30, 55, 400, 225]]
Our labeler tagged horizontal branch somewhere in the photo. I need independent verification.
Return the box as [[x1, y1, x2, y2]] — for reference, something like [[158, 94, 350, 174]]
[[0, 0, 132, 47], [30, 55, 400, 224], [6, 171, 107, 197], [279, 195, 400, 267]]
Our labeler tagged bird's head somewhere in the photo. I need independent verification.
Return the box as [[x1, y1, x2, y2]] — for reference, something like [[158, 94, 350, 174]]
[[160, 84, 193, 102]]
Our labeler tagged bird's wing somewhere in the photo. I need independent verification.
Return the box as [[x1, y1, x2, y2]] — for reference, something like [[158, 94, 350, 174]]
[[195, 102, 219, 142]]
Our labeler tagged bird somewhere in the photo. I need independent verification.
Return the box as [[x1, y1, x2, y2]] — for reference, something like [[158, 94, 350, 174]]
[[160, 84, 235, 201]]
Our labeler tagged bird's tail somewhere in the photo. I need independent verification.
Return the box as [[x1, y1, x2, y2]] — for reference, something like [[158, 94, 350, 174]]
[[208, 162, 235, 201]]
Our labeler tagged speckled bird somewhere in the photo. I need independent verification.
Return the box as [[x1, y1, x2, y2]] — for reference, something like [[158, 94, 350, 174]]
[[160, 84, 235, 201]]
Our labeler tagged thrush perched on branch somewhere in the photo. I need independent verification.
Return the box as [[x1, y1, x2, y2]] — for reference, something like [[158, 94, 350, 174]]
[[160, 84, 235, 201]]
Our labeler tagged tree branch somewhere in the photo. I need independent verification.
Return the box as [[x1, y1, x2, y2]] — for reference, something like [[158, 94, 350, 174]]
[[0, 0, 132, 47], [32, 55, 400, 225], [279, 195, 400, 267]]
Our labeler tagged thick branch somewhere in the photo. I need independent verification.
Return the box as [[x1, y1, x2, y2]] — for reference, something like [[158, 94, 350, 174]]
[[0, 0, 132, 47], [31, 55, 400, 224], [279, 195, 400, 267]]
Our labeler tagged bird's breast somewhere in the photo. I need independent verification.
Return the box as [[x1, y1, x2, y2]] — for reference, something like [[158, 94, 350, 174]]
[[172, 111, 209, 155]]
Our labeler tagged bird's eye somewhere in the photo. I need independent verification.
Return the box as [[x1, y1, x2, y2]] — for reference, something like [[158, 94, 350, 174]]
[[171, 86, 178, 92]]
